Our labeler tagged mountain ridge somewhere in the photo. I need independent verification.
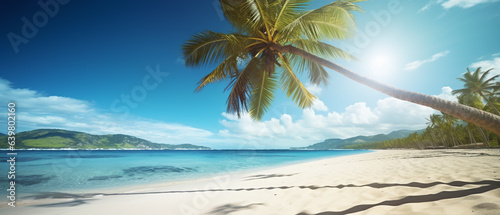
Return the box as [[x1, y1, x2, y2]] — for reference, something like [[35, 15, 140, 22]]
[[296, 129, 424, 150], [0, 129, 211, 150]]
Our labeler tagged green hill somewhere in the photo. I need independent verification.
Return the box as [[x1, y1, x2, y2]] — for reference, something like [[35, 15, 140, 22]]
[[0, 129, 210, 150], [300, 129, 423, 150], [0, 133, 5, 136]]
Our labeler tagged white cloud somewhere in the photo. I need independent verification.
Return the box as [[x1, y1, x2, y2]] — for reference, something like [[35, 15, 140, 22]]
[[305, 83, 323, 95], [421, 0, 498, 10], [419, 1, 434, 12], [175, 58, 186, 64], [441, 0, 499, 9], [374, 87, 455, 129], [469, 55, 500, 78], [218, 87, 457, 148], [344, 102, 379, 124], [437, 86, 458, 102], [0, 77, 461, 149], [0, 78, 213, 145], [405, 50, 450, 70], [311, 99, 328, 111]]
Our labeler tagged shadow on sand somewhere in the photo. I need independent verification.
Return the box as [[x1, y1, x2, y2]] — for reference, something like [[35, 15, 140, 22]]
[[208, 203, 265, 215], [27, 179, 500, 214], [245, 173, 298, 181], [296, 180, 500, 215]]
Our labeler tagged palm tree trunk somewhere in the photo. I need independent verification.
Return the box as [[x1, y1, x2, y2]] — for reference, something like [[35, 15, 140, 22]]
[[451, 127, 462, 146], [476, 125, 491, 147], [274, 44, 500, 137], [466, 127, 474, 144], [429, 133, 437, 148], [440, 132, 447, 147], [429, 132, 438, 147], [452, 133, 460, 146]]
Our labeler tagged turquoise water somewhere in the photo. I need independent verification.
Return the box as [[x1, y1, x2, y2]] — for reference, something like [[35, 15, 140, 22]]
[[0, 150, 370, 197]]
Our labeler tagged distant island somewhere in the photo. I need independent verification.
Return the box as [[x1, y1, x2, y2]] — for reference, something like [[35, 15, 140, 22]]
[[0, 129, 211, 150], [293, 129, 423, 150]]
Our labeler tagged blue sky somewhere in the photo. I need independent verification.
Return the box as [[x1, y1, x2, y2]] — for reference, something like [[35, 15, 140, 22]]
[[1, 0, 499, 149]]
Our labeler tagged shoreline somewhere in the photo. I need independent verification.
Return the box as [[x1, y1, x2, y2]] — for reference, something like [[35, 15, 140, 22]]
[[0, 150, 373, 208], [1, 149, 499, 214]]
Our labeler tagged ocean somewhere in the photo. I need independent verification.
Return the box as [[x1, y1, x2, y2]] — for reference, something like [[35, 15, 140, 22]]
[[0, 150, 371, 197]]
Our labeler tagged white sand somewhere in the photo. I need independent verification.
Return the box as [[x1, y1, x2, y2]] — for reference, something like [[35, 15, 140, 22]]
[[1, 149, 499, 215]]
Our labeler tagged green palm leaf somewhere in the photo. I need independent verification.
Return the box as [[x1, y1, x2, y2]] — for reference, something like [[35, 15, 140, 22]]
[[249, 68, 278, 120], [290, 39, 357, 85], [183, 31, 248, 67], [273, 0, 310, 35], [226, 57, 261, 116], [278, 0, 362, 41], [278, 53, 316, 108], [453, 67, 500, 115], [219, 0, 249, 32], [291, 39, 356, 60], [195, 55, 239, 92]]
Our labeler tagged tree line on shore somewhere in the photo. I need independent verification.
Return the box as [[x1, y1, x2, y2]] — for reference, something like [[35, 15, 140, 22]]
[[345, 68, 500, 149]]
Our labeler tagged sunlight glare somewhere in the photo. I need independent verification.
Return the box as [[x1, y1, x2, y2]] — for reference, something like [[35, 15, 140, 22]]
[[364, 50, 399, 81], [372, 54, 390, 70]]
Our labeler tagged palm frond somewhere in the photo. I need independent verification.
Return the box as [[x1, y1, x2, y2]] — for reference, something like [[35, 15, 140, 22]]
[[195, 55, 239, 92], [291, 39, 357, 60], [452, 88, 471, 96], [278, 53, 316, 108], [231, 0, 279, 36], [288, 54, 328, 85], [219, 0, 268, 34], [226, 57, 261, 117], [183, 31, 248, 67], [307, 59, 329, 85], [249, 67, 278, 120], [289, 39, 357, 85], [278, 0, 362, 41], [273, 0, 310, 36], [219, 0, 249, 32], [480, 68, 499, 88]]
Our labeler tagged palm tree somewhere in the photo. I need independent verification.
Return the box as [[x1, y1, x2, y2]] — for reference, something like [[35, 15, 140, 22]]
[[456, 91, 491, 146], [485, 82, 500, 114], [452, 67, 500, 115], [183, 0, 500, 136], [493, 82, 500, 96], [441, 113, 463, 147], [427, 114, 449, 147]]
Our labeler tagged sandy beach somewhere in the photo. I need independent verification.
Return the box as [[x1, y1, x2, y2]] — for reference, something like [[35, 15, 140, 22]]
[[2, 149, 499, 215]]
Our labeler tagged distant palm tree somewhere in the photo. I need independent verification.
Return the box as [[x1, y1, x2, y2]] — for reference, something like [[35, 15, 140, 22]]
[[427, 114, 447, 147], [452, 67, 500, 115], [427, 114, 442, 129], [183, 0, 500, 136], [494, 82, 500, 96], [441, 113, 462, 146], [457, 92, 488, 145], [486, 82, 500, 114]]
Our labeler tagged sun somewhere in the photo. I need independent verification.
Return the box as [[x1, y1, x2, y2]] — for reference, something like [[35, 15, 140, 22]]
[[368, 52, 395, 73], [362, 49, 399, 81], [371, 54, 391, 70]]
